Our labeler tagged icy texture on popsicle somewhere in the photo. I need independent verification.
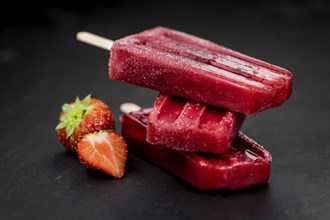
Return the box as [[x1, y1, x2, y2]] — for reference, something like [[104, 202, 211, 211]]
[[121, 108, 271, 190], [109, 26, 292, 114], [146, 94, 246, 153]]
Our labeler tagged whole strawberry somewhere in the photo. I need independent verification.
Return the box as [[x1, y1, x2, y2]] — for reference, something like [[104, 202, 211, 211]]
[[55, 94, 115, 151]]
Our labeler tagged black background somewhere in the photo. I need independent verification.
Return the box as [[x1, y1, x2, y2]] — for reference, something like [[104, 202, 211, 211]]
[[1, 0, 329, 219]]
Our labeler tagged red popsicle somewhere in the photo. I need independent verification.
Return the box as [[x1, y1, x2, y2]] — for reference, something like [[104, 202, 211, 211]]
[[146, 94, 246, 153], [109, 26, 292, 114], [121, 108, 272, 190]]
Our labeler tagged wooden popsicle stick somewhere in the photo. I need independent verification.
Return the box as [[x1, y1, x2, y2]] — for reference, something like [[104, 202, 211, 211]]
[[77, 33, 142, 114], [76, 31, 113, 51], [120, 103, 142, 114]]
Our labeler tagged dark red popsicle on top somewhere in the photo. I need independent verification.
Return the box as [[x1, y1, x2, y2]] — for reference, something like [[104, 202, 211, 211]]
[[146, 94, 246, 153], [109, 26, 292, 114], [121, 108, 272, 190]]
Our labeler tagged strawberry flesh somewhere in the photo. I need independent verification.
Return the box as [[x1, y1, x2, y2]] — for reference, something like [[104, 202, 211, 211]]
[[77, 131, 128, 178]]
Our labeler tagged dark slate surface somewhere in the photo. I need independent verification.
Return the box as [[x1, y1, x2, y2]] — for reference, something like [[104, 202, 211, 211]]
[[1, 1, 329, 219]]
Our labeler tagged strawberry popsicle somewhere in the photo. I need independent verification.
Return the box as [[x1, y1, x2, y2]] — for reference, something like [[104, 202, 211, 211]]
[[109, 26, 292, 114], [146, 94, 246, 153], [121, 108, 271, 190]]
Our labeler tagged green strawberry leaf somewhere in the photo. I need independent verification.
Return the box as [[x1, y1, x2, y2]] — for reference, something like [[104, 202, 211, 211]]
[[86, 105, 94, 114], [74, 96, 81, 107], [62, 103, 71, 113], [82, 94, 91, 108], [66, 123, 75, 138], [55, 94, 94, 138], [55, 121, 68, 130]]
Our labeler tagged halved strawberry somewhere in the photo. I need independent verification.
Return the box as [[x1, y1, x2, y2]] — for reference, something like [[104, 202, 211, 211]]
[[55, 95, 115, 151], [77, 131, 128, 178]]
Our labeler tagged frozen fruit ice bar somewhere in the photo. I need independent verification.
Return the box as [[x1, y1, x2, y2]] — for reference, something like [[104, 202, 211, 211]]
[[109, 26, 292, 114], [146, 94, 246, 153], [121, 108, 272, 190]]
